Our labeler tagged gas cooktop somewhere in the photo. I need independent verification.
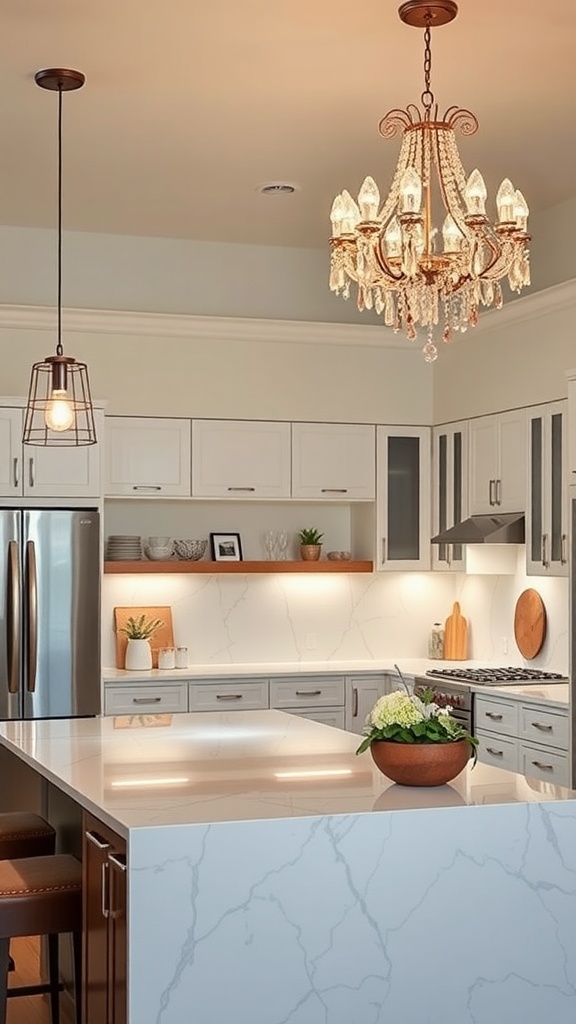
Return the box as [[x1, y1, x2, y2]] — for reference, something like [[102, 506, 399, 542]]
[[424, 666, 568, 685]]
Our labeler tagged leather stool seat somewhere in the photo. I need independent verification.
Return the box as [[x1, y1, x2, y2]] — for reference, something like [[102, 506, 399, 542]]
[[0, 812, 56, 860], [0, 854, 82, 1024]]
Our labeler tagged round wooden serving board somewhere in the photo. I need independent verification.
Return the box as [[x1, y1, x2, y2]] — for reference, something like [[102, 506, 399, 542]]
[[513, 589, 546, 659]]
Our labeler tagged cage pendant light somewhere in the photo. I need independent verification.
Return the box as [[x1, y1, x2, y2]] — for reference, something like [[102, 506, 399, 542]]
[[23, 68, 96, 446]]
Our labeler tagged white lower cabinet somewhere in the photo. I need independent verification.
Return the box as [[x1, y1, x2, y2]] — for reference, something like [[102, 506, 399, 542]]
[[270, 676, 346, 727], [475, 693, 569, 786], [346, 674, 390, 735], [286, 708, 346, 729], [104, 683, 188, 715], [188, 679, 269, 711]]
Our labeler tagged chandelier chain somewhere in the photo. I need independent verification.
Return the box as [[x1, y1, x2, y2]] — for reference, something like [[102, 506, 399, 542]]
[[421, 21, 434, 111]]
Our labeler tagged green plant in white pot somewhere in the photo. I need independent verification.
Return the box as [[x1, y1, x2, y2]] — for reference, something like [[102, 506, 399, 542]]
[[298, 527, 324, 561], [120, 614, 164, 671]]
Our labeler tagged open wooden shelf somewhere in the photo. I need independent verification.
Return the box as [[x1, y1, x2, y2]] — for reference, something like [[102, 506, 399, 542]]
[[104, 559, 373, 574]]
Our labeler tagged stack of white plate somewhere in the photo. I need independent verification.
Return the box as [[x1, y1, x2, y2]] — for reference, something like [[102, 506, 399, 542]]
[[105, 535, 142, 560]]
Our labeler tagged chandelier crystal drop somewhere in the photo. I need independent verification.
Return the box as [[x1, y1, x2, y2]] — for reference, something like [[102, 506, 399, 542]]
[[328, 1, 531, 361]]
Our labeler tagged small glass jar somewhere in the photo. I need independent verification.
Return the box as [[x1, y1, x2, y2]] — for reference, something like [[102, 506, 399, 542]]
[[175, 647, 188, 669], [428, 624, 444, 660], [158, 647, 176, 670]]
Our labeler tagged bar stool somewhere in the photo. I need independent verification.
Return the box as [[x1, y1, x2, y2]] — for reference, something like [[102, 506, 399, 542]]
[[0, 854, 82, 1024], [0, 812, 56, 861]]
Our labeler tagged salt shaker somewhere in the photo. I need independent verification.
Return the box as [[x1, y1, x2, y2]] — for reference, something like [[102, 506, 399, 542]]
[[158, 647, 176, 670], [175, 647, 188, 669]]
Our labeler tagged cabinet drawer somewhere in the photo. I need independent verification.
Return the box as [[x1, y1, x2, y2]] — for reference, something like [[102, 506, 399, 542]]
[[105, 684, 188, 715], [519, 706, 569, 750], [474, 697, 518, 736], [520, 743, 569, 787], [475, 730, 519, 773], [188, 680, 269, 711], [270, 676, 345, 708], [286, 708, 346, 729]]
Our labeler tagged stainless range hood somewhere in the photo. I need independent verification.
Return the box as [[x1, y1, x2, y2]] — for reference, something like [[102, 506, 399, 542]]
[[431, 512, 525, 545]]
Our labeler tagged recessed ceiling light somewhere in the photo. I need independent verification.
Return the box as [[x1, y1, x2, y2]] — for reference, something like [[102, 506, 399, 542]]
[[257, 182, 300, 196]]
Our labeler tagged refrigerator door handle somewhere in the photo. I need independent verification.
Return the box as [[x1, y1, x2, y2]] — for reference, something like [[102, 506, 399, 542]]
[[25, 540, 38, 693], [6, 541, 21, 694]]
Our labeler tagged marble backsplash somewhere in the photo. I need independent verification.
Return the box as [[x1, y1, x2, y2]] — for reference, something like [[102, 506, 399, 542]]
[[102, 549, 569, 673]]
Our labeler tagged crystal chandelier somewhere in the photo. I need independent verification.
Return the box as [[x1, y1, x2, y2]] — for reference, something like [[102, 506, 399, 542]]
[[329, 1, 530, 362]]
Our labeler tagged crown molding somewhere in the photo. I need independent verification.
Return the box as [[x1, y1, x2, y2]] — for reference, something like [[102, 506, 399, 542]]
[[0, 277, 574, 348]]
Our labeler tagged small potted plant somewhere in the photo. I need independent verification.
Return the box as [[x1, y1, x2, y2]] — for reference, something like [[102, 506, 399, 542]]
[[298, 527, 324, 561], [119, 614, 164, 671], [356, 686, 477, 787]]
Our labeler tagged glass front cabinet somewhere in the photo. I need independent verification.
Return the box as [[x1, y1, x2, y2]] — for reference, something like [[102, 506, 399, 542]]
[[526, 400, 568, 576], [432, 421, 468, 571], [375, 426, 431, 571]]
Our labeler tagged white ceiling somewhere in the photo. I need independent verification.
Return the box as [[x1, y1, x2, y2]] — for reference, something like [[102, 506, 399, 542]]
[[0, 0, 574, 250]]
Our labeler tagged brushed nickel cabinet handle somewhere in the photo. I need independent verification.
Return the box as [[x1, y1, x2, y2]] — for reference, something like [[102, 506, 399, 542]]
[[28, 457, 35, 488], [561, 533, 568, 565], [542, 533, 550, 568], [495, 479, 502, 505], [108, 853, 127, 920], [485, 712, 503, 720], [132, 697, 161, 704], [489, 479, 496, 505], [531, 722, 553, 732], [381, 537, 386, 564], [25, 540, 38, 693], [295, 689, 322, 696], [486, 747, 504, 757], [101, 862, 110, 918], [321, 488, 348, 493], [132, 485, 161, 491], [216, 693, 243, 700], [227, 487, 255, 492], [13, 457, 19, 488], [352, 687, 358, 718]]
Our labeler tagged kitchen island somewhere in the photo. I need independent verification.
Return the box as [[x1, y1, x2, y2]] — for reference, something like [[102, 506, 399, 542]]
[[1, 711, 576, 1024]]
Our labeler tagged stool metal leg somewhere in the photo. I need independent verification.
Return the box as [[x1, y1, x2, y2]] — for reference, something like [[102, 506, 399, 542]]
[[48, 933, 61, 1024]]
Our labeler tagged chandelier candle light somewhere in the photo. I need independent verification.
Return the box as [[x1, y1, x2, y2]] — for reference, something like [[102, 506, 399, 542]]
[[23, 68, 96, 446], [329, 1, 531, 362]]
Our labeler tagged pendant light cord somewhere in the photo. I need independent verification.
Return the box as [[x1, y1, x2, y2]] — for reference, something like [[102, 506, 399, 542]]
[[56, 83, 63, 358]]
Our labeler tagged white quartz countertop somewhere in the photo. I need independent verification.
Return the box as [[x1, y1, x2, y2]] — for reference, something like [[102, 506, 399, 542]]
[[471, 682, 569, 706], [1, 711, 573, 839]]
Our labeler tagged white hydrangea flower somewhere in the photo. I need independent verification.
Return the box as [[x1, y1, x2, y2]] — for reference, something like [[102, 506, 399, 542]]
[[369, 691, 424, 729]]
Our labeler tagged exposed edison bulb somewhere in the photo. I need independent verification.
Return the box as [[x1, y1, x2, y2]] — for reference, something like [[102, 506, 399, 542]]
[[399, 167, 422, 214], [513, 189, 529, 231], [464, 169, 487, 215], [45, 389, 75, 432], [496, 179, 516, 223], [357, 176, 380, 221]]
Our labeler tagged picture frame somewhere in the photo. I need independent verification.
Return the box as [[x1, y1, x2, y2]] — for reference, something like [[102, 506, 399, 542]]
[[210, 532, 243, 562]]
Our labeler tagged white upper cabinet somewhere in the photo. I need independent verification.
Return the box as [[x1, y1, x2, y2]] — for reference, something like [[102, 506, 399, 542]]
[[375, 425, 431, 571], [191, 419, 291, 498], [526, 400, 568, 576], [291, 423, 375, 500], [469, 410, 526, 514], [432, 421, 468, 571], [105, 417, 191, 497], [0, 407, 103, 498]]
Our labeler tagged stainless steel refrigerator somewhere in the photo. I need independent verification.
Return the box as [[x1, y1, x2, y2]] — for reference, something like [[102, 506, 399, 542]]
[[0, 508, 100, 720]]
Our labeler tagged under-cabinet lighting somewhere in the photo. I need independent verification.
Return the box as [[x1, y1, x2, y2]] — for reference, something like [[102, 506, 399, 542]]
[[275, 768, 353, 780]]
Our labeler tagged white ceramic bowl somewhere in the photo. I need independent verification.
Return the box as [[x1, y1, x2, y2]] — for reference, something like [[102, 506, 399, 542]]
[[145, 546, 173, 561], [173, 539, 208, 561], [148, 536, 172, 547]]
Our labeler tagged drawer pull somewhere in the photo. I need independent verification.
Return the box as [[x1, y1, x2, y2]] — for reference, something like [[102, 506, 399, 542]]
[[320, 488, 348, 493], [485, 712, 503, 720], [486, 747, 504, 757], [85, 830, 111, 851], [295, 689, 322, 696], [227, 486, 255, 492], [531, 722, 553, 731], [352, 686, 358, 718], [132, 697, 162, 704], [531, 760, 554, 772], [216, 693, 243, 700]]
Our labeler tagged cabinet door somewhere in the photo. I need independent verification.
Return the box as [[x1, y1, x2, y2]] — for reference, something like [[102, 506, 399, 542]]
[[527, 402, 568, 576], [469, 416, 497, 513], [23, 409, 104, 498], [0, 408, 22, 496], [192, 419, 290, 498], [83, 813, 127, 1024], [291, 423, 375, 500], [346, 675, 388, 735], [287, 708, 346, 729], [105, 417, 191, 497], [432, 421, 468, 571], [376, 426, 431, 570], [497, 409, 526, 512]]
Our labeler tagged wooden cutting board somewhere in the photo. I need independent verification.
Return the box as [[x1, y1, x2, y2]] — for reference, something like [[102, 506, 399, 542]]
[[443, 602, 468, 660], [114, 606, 174, 669], [514, 589, 546, 659]]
